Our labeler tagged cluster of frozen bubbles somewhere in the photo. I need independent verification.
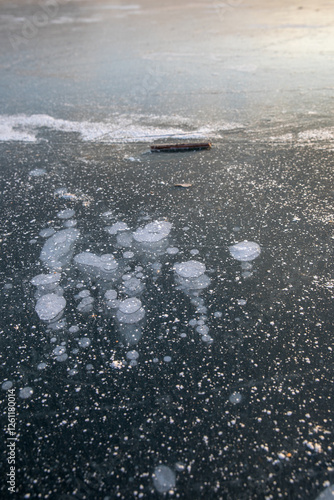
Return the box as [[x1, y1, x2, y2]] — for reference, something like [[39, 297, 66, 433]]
[[2, 185, 268, 492], [3, 191, 263, 389]]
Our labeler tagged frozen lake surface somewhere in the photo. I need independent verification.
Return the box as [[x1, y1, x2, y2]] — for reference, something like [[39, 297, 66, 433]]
[[0, 0, 333, 499]]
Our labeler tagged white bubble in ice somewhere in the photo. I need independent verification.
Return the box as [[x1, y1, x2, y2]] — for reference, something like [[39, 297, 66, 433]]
[[201, 334, 213, 343], [214, 311, 222, 318], [68, 368, 78, 376], [101, 210, 113, 219], [122, 273, 132, 281], [56, 353, 68, 362], [116, 232, 133, 247], [151, 262, 162, 271], [180, 333, 187, 338], [315, 485, 334, 500], [237, 299, 247, 306], [37, 362, 47, 370], [152, 465, 176, 493], [53, 346, 66, 356], [76, 289, 91, 299], [196, 325, 209, 335], [241, 261, 253, 270], [29, 168, 46, 176], [153, 358, 159, 363], [19, 386, 34, 399], [63, 219, 77, 228], [40, 228, 80, 270], [123, 251, 134, 259], [2, 380, 13, 390], [229, 241, 261, 262], [242, 271, 253, 278], [77, 298, 93, 313], [174, 260, 206, 278], [129, 359, 138, 367], [163, 356, 172, 362], [126, 350, 139, 360], [133, 221, 172, 243], [105, 221, 129, 235], [31, 273, 61, 287], [78, 337, 91, 348], [39, 227, 56, 238], [116, 307, 145, 326], [123, 278, 144, 296], [86, 364, 93, 371], [69, 325, 80, 333], [196, 305, 208, 313], [190, 249, 199, 255], [57, 208, 75, 220], [229, 392, 243, 404], [167, 247, 179, 255], [119, 298, 142, 314], [189, 319, 198, 327], [175, 462, 186, 472], [35, 293, 66, 322], [104, 289, 117, 300], [74, 251, 118, 278]]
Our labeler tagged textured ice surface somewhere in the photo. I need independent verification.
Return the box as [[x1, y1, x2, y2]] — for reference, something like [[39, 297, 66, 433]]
[[40, 229, 80, 269], [152, 465, 176, 493], [0, 113, 223, 143], [105, 221, 129, 235], [74, 252, 118, 279], [229, 241, 261, 262], [35, 293, 66, 322], [57, 208, 75, 220], [133, 221, 172, 243], [174, 260, 206, 278]]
